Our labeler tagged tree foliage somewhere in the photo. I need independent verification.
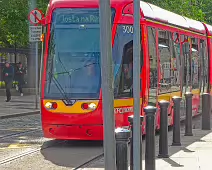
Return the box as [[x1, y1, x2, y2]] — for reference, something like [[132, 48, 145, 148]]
[[0, 0, 48, 48], [0, 0, 212, 48]]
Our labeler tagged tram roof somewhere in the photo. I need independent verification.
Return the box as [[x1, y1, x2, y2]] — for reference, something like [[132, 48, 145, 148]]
[[48, 0, 208, 34], [204, 23, 212, 36], [49, 0, 131, 7], [140, 1, 206, 34]]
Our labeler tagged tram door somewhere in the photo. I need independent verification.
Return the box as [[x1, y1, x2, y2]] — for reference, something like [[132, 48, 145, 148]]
[[147, 27, 159, 128], [199, 40, 209, 94], [158, 30, 173, 125], [181, 35, 192, 118], [199, 40, 209, 112], [170, 33, 181, 120]]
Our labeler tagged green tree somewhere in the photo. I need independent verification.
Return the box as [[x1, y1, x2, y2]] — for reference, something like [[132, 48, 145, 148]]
[[197, 0, 212, 25], [0, 0, 49, 48]]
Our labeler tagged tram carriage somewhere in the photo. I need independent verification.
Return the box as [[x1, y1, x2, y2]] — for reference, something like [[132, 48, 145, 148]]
[[40, 0, 212, 140]]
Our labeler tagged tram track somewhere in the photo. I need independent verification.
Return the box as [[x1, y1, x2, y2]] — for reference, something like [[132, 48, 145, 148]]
[[0, 128, 41, 140], [0, 114, 203, 169], [0, 139, 66, 165], [0, 125, 65, 165], [0, 125, 67, 165]]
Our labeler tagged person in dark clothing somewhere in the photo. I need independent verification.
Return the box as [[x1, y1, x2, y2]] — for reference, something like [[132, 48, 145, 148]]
[[2, 62, 14, 102], [15, 62, 26, 96]]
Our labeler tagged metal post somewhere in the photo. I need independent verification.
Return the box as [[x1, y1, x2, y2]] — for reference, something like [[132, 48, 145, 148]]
[[99, 0, 116, 170], [29, 0, 37, 88], [185, 92, 193, 136], [128, 115, 143, 170], [115, 128, 131, 170], [15, 41, 17, 63], [133, 0, 141, 169], [158, 100, 169, 158], [144, 106, 157, 170], [35, 42, 38, 109], [172, 96, 182, 146], [202, 93, 211, 130]]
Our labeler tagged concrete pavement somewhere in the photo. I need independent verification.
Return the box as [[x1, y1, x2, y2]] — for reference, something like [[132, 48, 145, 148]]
[[0, 88, 36, 96], [83, 116, 212, 170], [0, 95, 40, 119], [154, 130, 212, 170]]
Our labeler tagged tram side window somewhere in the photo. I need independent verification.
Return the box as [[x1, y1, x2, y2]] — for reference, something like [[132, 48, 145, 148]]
[[121, 41, 133, 95], [113, 24, 143, 98], [191, 38, 199, 89], [158, 30, 171, 94], [171, 33, 181, 92], [148, 27, 157, 106]]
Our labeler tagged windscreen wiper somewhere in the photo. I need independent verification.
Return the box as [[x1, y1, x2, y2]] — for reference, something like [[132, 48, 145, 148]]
[[53, 62, 98, 76], [58, 54, 72, 80], [48, 71, 72, 102]]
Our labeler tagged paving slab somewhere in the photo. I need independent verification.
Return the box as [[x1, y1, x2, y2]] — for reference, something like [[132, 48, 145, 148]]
[[0, 96, 40, 119]]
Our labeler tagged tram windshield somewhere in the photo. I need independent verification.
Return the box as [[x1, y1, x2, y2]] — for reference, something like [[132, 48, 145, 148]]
[[44, 8, 115, 99]]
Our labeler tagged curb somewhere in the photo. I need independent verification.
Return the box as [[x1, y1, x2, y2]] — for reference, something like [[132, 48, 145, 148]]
[[0, 110, 40, 119]]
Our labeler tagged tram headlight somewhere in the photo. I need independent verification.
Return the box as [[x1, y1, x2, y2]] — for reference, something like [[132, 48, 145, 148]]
[[45, 102, 58, 110], [88, 103, 97, 110], [81, 103, 97, 110]]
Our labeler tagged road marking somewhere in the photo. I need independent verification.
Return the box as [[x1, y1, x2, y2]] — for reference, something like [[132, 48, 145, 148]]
[[0, 143, 32, 150], [0, 127, 37, 131], [18, 136, 28, 139], [7, 143, 32, 149]]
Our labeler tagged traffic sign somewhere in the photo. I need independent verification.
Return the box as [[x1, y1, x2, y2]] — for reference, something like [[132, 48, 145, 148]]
[[29, 26, 42, 42], [28, 9, 44, 25]]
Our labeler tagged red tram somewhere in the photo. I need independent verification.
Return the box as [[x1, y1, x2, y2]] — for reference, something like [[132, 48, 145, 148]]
[[40, 0, 212, 140]]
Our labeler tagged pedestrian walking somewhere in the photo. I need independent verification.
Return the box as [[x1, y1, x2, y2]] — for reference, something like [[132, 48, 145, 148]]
[[2, 62, 14, 102], [15, 62, 26, 96]]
